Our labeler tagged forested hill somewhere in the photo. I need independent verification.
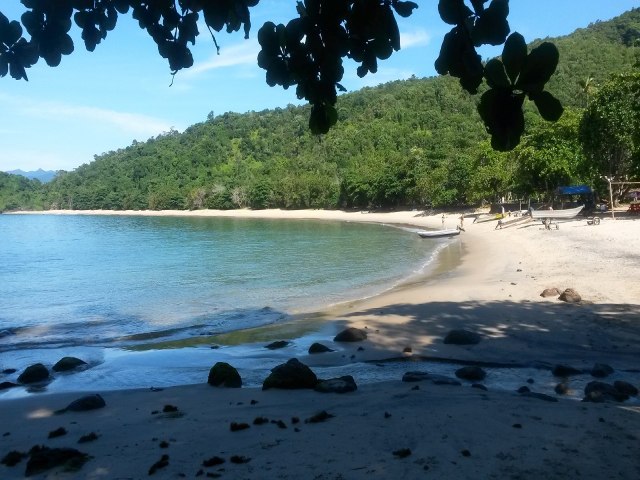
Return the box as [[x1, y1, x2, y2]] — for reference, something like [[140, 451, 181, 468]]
[[3, 8, 639, 212]]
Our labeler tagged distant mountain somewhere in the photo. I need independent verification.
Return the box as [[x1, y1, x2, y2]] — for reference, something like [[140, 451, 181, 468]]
[[7, 168, 57, 183]]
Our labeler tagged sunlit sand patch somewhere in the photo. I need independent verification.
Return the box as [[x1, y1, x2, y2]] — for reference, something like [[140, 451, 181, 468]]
[[27, 408, 54, 419]]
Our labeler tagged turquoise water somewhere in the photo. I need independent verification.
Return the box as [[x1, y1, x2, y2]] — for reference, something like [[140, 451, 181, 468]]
[[0, 214, 444, 352]]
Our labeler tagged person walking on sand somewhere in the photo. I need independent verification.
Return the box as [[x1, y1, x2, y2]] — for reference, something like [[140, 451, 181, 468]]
[[441, 214, 445, 227], [459, 214, 464, 229]]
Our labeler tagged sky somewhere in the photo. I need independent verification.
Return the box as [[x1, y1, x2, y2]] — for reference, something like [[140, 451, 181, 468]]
[[0, 1, 638, 173]]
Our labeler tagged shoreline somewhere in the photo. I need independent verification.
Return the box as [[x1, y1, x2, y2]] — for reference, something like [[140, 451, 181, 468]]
[[2, 209, 640, 478]]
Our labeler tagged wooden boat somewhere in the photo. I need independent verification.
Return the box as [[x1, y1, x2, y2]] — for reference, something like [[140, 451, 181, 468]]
[[530, 205, 584, 220], [417, 228, 461, 238]]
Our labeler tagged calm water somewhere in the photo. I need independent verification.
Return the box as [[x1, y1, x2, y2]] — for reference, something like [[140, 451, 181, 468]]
[[0, 214, 447, 352]]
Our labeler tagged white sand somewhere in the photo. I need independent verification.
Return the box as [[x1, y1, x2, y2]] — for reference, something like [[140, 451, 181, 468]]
[[2, 208, 640, 479]]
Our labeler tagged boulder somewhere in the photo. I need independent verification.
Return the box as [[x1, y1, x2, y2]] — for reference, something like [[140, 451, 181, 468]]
[[455, 366, 486, 381], [540, 287, 561, 298], [559, 288, 581, 303], [443, 329, 481, 345], [613, 380, 638, 397], [52, 357, 88, 372], [0, 381, 19, 391], [552, 364, 582, 377], [554, 383, 569, 395], [333, 327, 367, 342], [315, 375, 357, 394], [262, 358, 317, 390], [583, 381, 629, 403], [308, 342, 333, 354], [208, 362, 242, 388], [590, 363, 614, 378], [17, 363, 50, 384], [264, 340, 289, 350], [56, 394, 106, 414]]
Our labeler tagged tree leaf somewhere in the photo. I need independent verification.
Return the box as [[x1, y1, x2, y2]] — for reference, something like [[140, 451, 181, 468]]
[[392, 1, 418, 18], [472, 0, 509, 46], [438, 0, 473, 26], [502, 32, 526, 84], [484, 58, 510, 88], [530, 91, 564, 121], [478, 88, 525, 151], [516, 42, 559, 93]]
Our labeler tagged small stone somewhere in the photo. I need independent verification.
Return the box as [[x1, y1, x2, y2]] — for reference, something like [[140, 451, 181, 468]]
[[559, 288, 581, 303], [402, 346, 412, 353], [455, 366, 486, 381], [554, 383, 569, 395], [333, 327, 367, 342], [17, 363, 50, 384], [304, 410, 334, 424], [208, 362, 242, 388], [52, 357, 87, 372], [461, 450, 471, 457], [230, 455, 251, 464], [56, 394, 106, 414], [517, 386, 530, 393], [48, 427, 67, 439], [202, 456, 225, 467], [264, 340, 289, 350], [230, 422, 250, 432], [540, 287, 561, 298], [77, 433, 99, 444], [162, 405, 178, 413], [392, 448, 411, 458], [308, 343, 333, 354], [512, 424, 522, 429], [590, 363, 614, 378], [314, 375, 357, 394], [613, 380, 638, 396]]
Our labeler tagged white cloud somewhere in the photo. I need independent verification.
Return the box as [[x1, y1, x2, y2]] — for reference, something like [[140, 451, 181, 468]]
[[183, 39, 260, 78], [0, 93, 175, 137], [401, 29, 431, 49]]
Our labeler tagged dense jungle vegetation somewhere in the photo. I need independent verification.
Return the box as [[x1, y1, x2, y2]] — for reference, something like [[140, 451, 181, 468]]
[[1, 9, 639, 212]]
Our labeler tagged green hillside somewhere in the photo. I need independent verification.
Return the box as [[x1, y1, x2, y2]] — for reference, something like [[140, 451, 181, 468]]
[[2, 8, 639, 212]]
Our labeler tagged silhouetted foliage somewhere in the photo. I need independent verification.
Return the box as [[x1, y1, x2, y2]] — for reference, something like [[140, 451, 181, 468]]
[[1, 0, 565, 150]]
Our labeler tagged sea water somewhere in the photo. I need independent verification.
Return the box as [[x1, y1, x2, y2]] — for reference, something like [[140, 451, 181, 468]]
[[0, 214, 461, 394]]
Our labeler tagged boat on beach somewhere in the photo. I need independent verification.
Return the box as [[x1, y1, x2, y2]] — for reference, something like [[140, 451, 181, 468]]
[[530, 205, 584, 220], [473, 213, 504, 223], [417, 228, 461, 238]]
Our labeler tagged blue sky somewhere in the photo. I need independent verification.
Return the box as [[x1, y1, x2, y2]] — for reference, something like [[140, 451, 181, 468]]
[[1, 1, 638, 172]]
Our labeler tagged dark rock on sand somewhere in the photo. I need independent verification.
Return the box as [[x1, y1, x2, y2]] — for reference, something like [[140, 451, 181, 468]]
[[52, 357, 87, 372], [443, 329, 481, 345], [583, 381, 629, 403], [2, 450, 27, 467], [540, 287, 561, 297], [559, 288, 581, 303], [392, 448, 412, 458], [2, 368, 17, 374], [308, 342, 333, 354], [304, 410, 334, 423], [402, 371, 461, 386], [262, 358, 317, 390], [0, 381, 19, 391], [455, 366, 486, 381], [554, 383, 569, 395], [77, 432, 99, 444], [17, 363, 50, 384], [56, 394, 106, 414], [229, 422, 250, 432], [314, 375, 357, 393], [25, 446, 89, 476], [552, 364, 582, 377], [208, 362, 242, 388], [517, 386, 530, 393], [590, 363, 614, 378], [48, 427, 67, 439], [333, 327, 367, 342], [265, 340, 289, 350], [230, 455, 251, 464], [202, 456, 225, 467], [148, 454, 169, 475], [613, 380, 638, 396]]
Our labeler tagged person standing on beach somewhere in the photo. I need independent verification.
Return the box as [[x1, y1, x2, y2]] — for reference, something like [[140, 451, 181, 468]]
[[442, 214, 445, 227]]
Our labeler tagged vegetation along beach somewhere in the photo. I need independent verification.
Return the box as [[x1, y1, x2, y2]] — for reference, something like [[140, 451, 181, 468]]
[[1, 2, 640, 479]]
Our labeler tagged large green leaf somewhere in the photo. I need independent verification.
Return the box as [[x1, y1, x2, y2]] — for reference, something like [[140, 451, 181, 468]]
[[517, 42, 559, 93], [530, 91, 564, 121], [502, 32, 526, 84], [438, 0, 473, 26], [484, 58, 510, 88]]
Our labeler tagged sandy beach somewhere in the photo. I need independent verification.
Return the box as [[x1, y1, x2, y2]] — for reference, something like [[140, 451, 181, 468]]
[[2, 208, 640, 479]]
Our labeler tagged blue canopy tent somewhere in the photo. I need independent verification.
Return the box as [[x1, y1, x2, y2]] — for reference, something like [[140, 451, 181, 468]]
[[554, 185, 596, 210]]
